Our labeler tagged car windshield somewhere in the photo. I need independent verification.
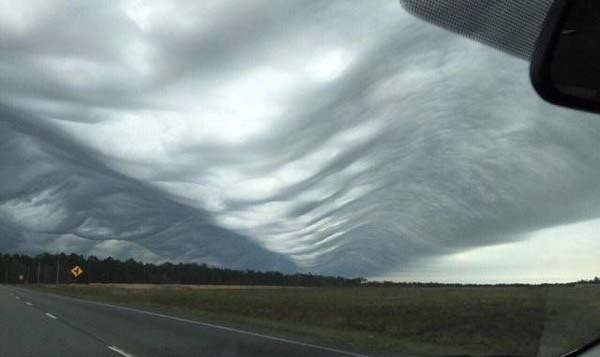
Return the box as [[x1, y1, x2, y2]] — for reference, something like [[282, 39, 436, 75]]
[[1, 1, 600, 357]]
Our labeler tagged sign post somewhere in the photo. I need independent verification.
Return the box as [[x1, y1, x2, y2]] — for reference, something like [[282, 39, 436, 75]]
[[55, 257, 60, 285]]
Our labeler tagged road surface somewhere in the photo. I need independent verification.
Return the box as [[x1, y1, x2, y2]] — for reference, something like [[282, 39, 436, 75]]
[[0, 285, 372, 357]]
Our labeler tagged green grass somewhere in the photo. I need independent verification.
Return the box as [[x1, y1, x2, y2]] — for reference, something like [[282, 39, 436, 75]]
[[31, 284, 600, 357], [537, 286, 600, 357]]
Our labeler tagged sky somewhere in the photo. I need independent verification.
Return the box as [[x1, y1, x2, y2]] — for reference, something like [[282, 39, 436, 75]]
[[1, 0, 600, 283]]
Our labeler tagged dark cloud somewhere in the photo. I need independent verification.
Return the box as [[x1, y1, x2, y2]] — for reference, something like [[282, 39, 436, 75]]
[[0, 104, 296, 271], [2, 1, 600, 280]]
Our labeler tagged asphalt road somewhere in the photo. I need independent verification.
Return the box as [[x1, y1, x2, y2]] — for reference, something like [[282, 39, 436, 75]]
[[0, 285, 372, 357]]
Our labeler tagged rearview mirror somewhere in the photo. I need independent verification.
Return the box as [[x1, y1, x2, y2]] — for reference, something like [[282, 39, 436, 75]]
[[531, 0, 600, 114]]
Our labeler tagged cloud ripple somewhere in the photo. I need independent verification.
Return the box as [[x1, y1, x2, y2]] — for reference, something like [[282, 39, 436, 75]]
[[2, 1, 600, 278]]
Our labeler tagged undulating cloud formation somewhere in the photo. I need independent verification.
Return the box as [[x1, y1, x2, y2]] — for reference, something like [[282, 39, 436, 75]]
[[1, 0, 600, 281]]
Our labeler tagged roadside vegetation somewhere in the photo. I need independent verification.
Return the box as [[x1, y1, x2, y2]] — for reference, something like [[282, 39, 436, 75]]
[[33, 284, 600, 357], [0, 252, 363, 286], [6, 252, 600, 356]]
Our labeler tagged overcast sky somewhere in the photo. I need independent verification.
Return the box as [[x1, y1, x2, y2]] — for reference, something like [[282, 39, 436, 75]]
[[1, 0, 600, 282]]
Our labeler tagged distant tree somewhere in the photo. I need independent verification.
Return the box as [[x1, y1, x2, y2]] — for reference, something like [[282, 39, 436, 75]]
[[0, 251, 370, 287]]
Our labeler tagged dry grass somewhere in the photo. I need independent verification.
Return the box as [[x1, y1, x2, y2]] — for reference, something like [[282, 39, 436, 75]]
[[538, 286, 600, 357], [83, 283, 298, 290], [34, 284, 600, 357]]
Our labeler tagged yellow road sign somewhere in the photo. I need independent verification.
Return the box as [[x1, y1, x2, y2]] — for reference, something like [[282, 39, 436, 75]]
[[70, 265, 84, 278]]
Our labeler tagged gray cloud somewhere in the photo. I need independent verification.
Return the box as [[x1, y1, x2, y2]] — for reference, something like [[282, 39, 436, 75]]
[[2, 0, 600, 280], [0, 104, 296, 271]]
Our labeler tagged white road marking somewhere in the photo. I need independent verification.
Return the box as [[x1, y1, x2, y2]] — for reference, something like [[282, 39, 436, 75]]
[[25, 302, 33, 306], [45, 313, 57, 319], [107, 345, 136, 357], [16, 288, 373, 357], [558, 348, 584, 357], [15, 296, 20, 300]]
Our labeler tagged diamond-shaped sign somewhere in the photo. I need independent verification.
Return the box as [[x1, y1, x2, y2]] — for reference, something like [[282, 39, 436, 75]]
[[70, 265, 84, 278]]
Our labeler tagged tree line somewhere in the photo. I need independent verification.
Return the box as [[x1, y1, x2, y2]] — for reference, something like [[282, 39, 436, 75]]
[[0, 252, 366, 287], [3, 252, 596, 287], [575, 276, 600, 285]]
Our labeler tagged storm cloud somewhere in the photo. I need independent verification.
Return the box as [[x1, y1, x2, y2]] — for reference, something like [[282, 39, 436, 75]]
[[2, 0, 600, 281]]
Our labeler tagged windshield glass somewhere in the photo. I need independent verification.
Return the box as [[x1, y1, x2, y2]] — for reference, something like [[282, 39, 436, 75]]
[[1, 1, 599, 357]]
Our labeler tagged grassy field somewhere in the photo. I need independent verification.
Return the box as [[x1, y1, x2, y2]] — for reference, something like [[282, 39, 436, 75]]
[[33, 284, 600, 357]]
